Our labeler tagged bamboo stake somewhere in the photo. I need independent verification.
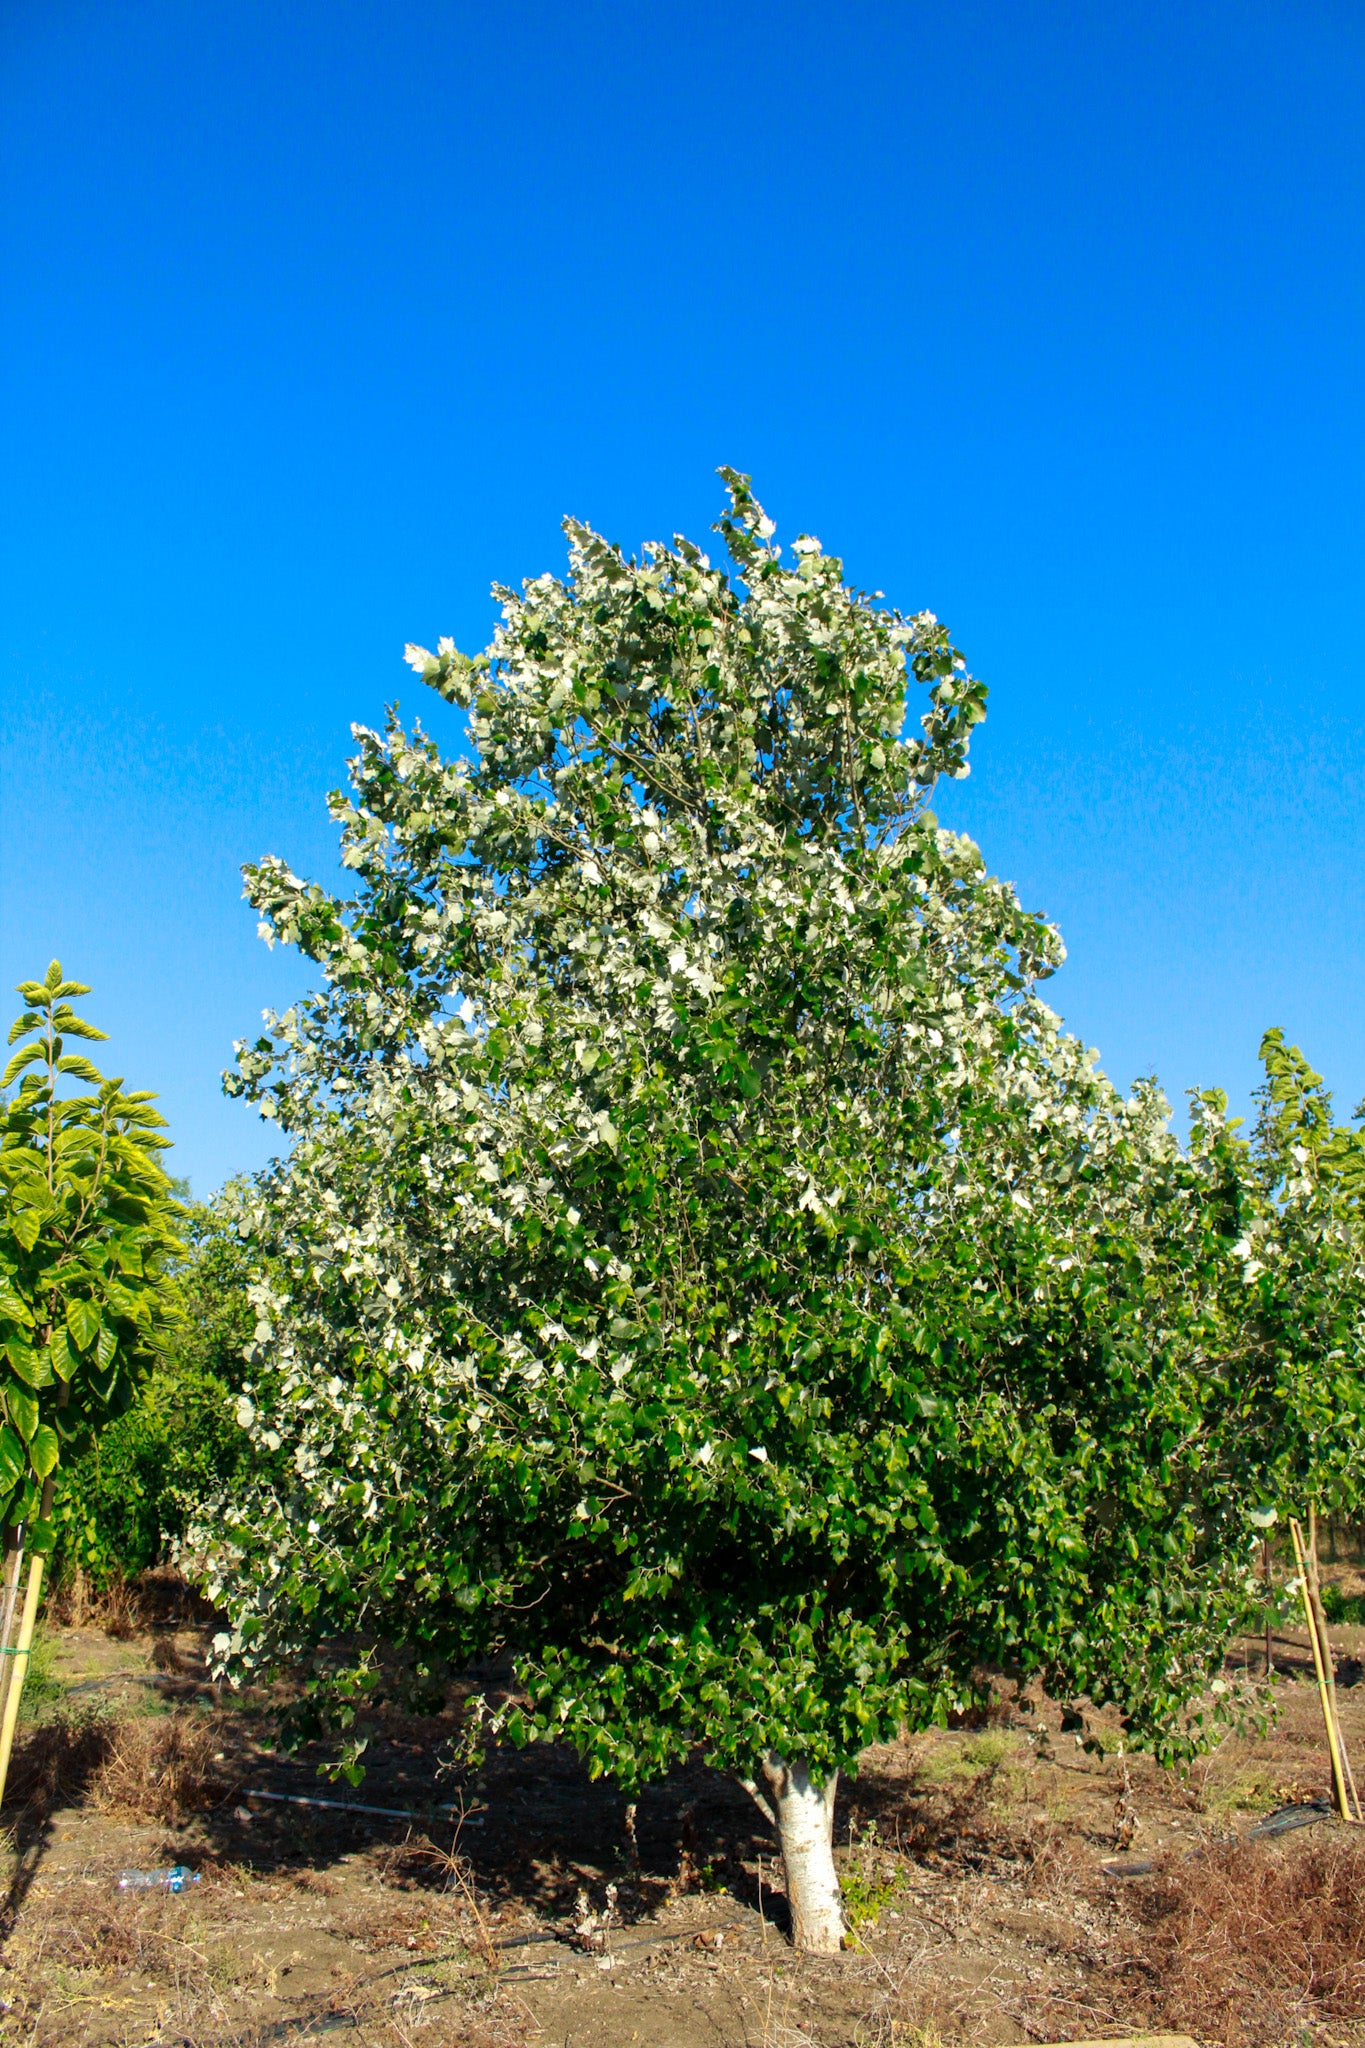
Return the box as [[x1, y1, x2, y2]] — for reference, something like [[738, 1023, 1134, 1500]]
[[1290, 1517, 1357, 1822], [0, 1544, 47, 1811], [0, 1523, 26, 1726], [0, 1475, 55, 1812], [1304, 1508, 1362, 1821]]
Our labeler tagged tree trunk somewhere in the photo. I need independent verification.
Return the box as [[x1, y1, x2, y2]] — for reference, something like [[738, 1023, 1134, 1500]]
[[754, 1753, 844, 1953]]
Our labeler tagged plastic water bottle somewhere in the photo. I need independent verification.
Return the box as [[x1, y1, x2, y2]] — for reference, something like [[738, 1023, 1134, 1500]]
[[116, 1865, 200, 1893]]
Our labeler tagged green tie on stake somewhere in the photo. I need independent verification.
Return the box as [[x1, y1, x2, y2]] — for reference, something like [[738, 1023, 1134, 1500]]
[[0, 963, 183, 1812]]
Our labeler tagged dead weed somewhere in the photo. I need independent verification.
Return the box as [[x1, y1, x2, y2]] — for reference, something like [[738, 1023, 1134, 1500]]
[[3, 1708, 115, 1815], [1108, 1833, 1365, 2046], [9, 1880, 201, 1984], [45, 1563, 222, 1635], [90, 1712, 238, 1824], [4, 1707, 236, 1824]]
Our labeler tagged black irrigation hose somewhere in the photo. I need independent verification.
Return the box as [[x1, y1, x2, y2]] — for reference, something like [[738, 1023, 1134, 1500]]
[[1102, 1798, 1336, 1878], [1248, 1796, 1334, 1838]]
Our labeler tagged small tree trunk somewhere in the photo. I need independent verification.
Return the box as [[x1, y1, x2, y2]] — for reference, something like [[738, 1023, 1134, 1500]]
[[759, 1753, 844, 1953]]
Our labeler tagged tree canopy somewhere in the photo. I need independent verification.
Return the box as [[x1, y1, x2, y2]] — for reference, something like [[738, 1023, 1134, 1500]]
[[0, 964, 182, 1540], [198, 475, 1361, 1946], [0, 963, 183, 1797]]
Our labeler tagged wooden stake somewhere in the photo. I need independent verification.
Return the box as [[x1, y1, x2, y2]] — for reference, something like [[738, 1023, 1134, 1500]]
[[0, 1543, 48, 1811], [0, 1522, 26, 1728], [1304, 1508, 1362, 1822], [1290, 1516, 1358, 1822], [0, 1474, 56, 1812]]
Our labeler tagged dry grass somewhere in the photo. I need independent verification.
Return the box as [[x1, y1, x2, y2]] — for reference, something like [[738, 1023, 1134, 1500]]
[[1105, 1833, 1365, 2047], [43, 1567, 143, 1638], [44, 1563, 222, 1636], [4, 1707, 237, 1826], [359, 1829, 504, 1974], [90, 1711, 237, 1824], [3, 1707, 117, 1815], [4, 1874, 520, 2048], [26, 1880, 198, 1981]]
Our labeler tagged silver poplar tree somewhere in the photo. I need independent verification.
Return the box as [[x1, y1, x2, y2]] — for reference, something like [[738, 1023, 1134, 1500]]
[[200, 476, 1278, 1951]]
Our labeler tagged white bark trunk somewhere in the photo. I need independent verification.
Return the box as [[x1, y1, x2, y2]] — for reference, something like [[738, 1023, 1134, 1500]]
[[758, 1753, 844, 1953]]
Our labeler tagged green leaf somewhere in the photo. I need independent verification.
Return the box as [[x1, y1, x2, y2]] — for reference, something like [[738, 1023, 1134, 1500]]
[[96, 1324, 118, 1370], [27, 1518, 56, 1555], [28, 1423, 58, 1480], [7, 1012, 41, 1047], [57, 1054, 105, 1085], [1, 1043, 46, 1090], [66, 1298, 101, 1352], [0, 1424, 23, 1489], [49, 1328, 77, 1381], [4, 1162, 51, 1202], [5, 1381, 37, 1442], [87, 1360, 120, 1404], [50, 1007, 107, 1040], [5, 1335, 48, 1388], [10, 1208, 42, 1253], [0, 1286, 33, 1326]]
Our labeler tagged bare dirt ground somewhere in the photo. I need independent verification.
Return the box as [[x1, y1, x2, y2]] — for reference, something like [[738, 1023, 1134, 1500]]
[[6, 1583, 1365, 2048]]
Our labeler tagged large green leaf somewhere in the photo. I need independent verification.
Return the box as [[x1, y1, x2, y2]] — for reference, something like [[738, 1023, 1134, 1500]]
[[50, 1006, 107, 1041], [56, 1054, 105, 1085], [5, 1334, 48, 1387], [5, 1381, 37, 1442], [66, 1298, 101, 1352], [28, 1423, 58, 1480], [1, 1042, 45, 1089], [10, 1207, 42, 1253], [0, 1424, 23, 1490], [48, 1327, 77, 1381], [0, 1285, 33, 1326], [52, 1126, 101, 1159], [87, 1360, 120, 1405]]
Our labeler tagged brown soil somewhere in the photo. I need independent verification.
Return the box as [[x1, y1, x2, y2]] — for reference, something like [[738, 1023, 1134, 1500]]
[[5, 1606, 1365, 2048]]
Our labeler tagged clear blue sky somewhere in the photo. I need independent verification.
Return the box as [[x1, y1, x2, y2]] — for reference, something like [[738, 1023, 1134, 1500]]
[[3, 0, 1362, 1195]]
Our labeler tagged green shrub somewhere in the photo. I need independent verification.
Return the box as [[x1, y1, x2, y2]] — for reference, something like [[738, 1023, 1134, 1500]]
[[51, 1190, 255, 1588], [840, 1824, 903, 1931], [1320, 1584, 1365, 1626]]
